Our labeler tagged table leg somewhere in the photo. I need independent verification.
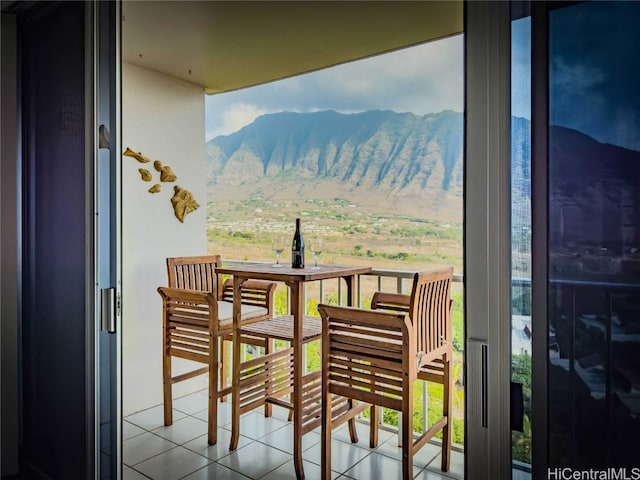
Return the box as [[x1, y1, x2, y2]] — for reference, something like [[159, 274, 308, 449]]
[[343, 274, 356, 307], [230, 276, 243, 450], [343, 274, 359, 443], [289, 281, 305, 479]]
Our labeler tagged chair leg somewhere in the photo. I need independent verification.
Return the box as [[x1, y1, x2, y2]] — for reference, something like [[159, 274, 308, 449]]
[[221, 338, 229, 402], [264, 339, 273, 418], [230, 310, 242, 451], [441, 356, 453, 471], [347, 399, 359, 443], [163, 349, 173, 426], [401, 382, 413, 480], [321, 395, 332, 480], [369, 405, 379, 448], [208, 337, 219, 446], [287, 340, 293, 422]]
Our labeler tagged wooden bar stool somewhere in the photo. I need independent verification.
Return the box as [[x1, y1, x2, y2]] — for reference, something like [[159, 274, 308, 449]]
[[318, 267, 454, 480], [159, 255, 277, 445]]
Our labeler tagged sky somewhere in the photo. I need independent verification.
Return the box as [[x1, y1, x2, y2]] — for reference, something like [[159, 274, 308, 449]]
[[205, 34, 464, 141], [511, 17, 531, 121]]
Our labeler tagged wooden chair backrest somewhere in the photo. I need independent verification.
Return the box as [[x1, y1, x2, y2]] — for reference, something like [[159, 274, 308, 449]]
[[166, 255, 223, 298], [318, 304, 412, 411], [409, 267, 453, 364], [371, 266, 453, 364]]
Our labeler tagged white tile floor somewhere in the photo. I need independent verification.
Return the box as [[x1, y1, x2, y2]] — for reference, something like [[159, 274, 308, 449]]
[[123, 390, 465, 480]]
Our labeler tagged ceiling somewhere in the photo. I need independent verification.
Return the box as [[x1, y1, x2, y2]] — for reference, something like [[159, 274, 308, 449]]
[[122, 1, 463, 95]]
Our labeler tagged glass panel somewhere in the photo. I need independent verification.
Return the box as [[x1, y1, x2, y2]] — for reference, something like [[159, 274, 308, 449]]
[[511, 11, 532, 475], [20, 3, 89, 477], [548, 1, 640, 468]]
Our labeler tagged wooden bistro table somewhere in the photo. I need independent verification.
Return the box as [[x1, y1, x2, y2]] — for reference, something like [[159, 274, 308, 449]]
[[216, 262, 372, 479]]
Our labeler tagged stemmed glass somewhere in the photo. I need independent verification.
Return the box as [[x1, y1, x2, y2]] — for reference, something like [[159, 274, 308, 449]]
[[271, 236, 285, 267], [309, 238, 323, 270]]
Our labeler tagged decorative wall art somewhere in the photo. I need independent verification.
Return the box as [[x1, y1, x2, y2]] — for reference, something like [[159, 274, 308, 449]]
[[124, 147, 198, 222], [138, 168, 152, 181], [160, 166, 177, 182], [152, 159, 177, 182], [123, 147, 151, 163], [170, 185, 200, 223]]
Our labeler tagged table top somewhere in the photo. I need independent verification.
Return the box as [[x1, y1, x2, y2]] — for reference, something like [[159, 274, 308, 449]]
[[216, 262, 371, 282]]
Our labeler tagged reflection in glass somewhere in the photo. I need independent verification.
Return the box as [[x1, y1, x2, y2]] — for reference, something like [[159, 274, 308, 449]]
[[511, 12, 533, 472], [548, 1, 640, 469]]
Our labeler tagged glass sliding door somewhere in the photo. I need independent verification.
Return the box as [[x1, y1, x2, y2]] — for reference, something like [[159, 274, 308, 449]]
[[20, 3, 91, 477], [545, 0, 640, 470], [511, 7, 532, 477], [17, 2, 121, 477]]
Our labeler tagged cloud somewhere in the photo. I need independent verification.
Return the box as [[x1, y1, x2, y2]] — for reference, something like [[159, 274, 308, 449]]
[[206, 34, 464, 138], [552, 57, 605, 92], [206, 102, 270, 140], [285, 35, 464, 114]]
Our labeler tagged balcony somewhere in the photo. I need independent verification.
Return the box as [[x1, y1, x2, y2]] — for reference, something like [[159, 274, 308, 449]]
[[123, 263, 466, 480]]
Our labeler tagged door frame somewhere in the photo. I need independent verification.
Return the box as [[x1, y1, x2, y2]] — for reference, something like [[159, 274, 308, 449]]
[[464, 1, 513, 478], [530, 2, 549, 478], [89, 1, 123, 478]]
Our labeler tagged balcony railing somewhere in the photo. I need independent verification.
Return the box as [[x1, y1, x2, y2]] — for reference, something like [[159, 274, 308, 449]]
[[222, 258, 463, 305]]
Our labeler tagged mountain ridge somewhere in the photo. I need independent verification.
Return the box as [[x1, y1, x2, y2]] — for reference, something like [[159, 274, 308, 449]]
[[206, 109, 464, 198]]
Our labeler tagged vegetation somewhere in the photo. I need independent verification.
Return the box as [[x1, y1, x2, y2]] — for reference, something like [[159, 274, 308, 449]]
[[207, 196, 462, 272], [511, 352, 532, 464]]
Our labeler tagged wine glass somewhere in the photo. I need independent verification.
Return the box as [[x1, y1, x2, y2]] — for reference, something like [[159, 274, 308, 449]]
[[309, 238, 323, 269], [271, 236, 285, 267]]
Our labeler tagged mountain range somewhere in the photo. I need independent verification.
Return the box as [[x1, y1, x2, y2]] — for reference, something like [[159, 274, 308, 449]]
[[206, 109, 640, 250], [206, 110, 464, 211]]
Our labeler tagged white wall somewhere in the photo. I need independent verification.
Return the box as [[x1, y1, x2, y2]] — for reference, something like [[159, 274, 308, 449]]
[[1, 13, 19, 476], [123, 62, 207, 415]]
